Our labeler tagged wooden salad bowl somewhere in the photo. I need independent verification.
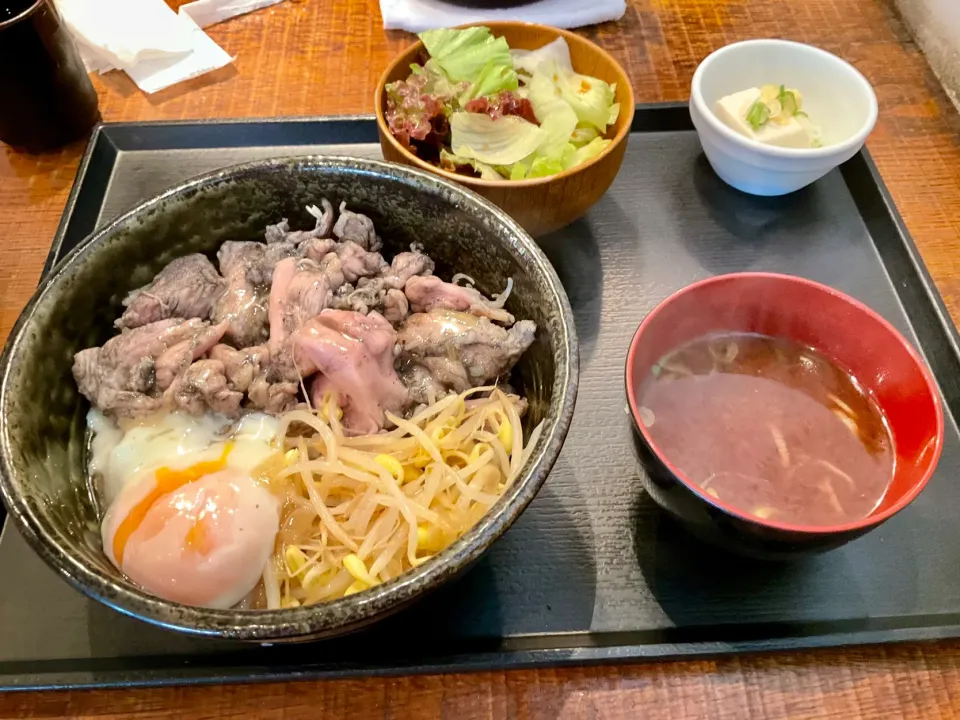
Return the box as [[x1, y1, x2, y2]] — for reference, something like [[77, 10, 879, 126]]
[[375, 22, 635, 238]]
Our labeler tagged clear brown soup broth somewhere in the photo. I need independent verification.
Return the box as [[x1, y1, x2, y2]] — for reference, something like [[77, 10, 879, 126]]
[[638, 333, 895, 527]]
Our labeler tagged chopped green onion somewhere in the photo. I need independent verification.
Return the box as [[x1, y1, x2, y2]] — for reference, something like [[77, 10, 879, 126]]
[[745, 100, 770, 131], [778, 87, 799, 117]]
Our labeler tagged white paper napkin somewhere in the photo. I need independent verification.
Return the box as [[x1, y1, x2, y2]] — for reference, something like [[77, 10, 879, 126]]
[[56, 0, 194, 70], [379, 0, 626, 33], [126, 13, 234, 94], [180, 0, 286, 29], [55, 0, 286, 94], [73, 35, 119, 75]]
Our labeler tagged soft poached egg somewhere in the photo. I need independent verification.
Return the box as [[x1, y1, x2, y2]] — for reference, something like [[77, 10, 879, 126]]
[[91, 411, 282, 609]]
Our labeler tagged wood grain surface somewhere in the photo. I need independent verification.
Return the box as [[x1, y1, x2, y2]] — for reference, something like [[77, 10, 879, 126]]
[[2, 0, 960, 716]]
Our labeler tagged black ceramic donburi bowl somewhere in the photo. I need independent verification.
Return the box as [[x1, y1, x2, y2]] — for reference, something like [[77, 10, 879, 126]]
[[0, 156, 578, 642]]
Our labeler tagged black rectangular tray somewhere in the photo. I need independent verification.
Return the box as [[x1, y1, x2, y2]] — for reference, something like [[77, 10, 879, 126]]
[[4, 104, 960, 691]]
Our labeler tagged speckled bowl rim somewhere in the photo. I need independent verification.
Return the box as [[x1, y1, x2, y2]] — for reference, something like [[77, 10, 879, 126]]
[[0, 156, 579, 641]]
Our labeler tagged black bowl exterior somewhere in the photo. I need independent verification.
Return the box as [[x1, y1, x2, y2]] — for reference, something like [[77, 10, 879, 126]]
[[627, 418, 873, 560], [0, 156, 578, 642]]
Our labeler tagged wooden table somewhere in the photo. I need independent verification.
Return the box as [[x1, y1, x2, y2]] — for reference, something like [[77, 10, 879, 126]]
[[2, 0, 960, 716]]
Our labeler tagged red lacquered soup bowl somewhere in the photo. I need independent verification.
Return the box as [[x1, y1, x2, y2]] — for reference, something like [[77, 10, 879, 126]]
[[625, 272, 944, 559]]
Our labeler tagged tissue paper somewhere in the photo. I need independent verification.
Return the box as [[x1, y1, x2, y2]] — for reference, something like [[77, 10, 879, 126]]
[[74, 35, 119, 74], [180, 0, 286, 29], [54, 0, 234, 94], [127, 13, 234, 94], [56, 0, 194, 67]]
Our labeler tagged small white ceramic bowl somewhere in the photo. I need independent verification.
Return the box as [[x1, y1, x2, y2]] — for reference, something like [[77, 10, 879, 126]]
[[689, 39, 878, 196]]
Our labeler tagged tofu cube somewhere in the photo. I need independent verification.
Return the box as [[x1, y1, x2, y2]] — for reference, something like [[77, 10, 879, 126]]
[[714, 88, 812, 149]]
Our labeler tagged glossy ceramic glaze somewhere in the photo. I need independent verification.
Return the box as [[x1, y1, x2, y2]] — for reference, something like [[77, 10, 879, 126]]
[[0, 157, 579, 641], [625, 272, 943, 558], [690, 40, 878, 196]]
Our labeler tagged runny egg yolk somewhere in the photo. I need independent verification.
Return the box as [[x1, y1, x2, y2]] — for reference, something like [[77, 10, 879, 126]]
[[101, 442, 281, 610], [111, 443, 234, 567]]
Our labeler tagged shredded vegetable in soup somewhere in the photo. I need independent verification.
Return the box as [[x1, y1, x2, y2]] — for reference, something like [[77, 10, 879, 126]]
[[637, 333, 894, 527], [250, 388, 540, 608]]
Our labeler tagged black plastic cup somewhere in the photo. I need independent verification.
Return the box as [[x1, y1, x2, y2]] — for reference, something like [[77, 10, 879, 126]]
[[0, 0, 100, 153]]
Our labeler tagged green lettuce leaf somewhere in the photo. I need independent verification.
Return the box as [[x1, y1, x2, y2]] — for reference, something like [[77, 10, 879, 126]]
[[537, 113, 578, 156], [566, 137, 611, 168], [527, 72, 564, 120], [511, 37, 574, 76], [427, 33, 617, 182], [571, 126, 600, 145], [508, 162, 529, 180], [527, 73, 578, 150], [608, 102, 621, 126], [450, 112, 544, 166], [529, 143, 577, 177], [419, 27, 512, 83], [527, 156, 564, 179], [409, 58, 463, 99], [538, 60, 617, 131], [501, 134, 610, 180], [439, 149, 505, 180], [459, 59, 519, 103]]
